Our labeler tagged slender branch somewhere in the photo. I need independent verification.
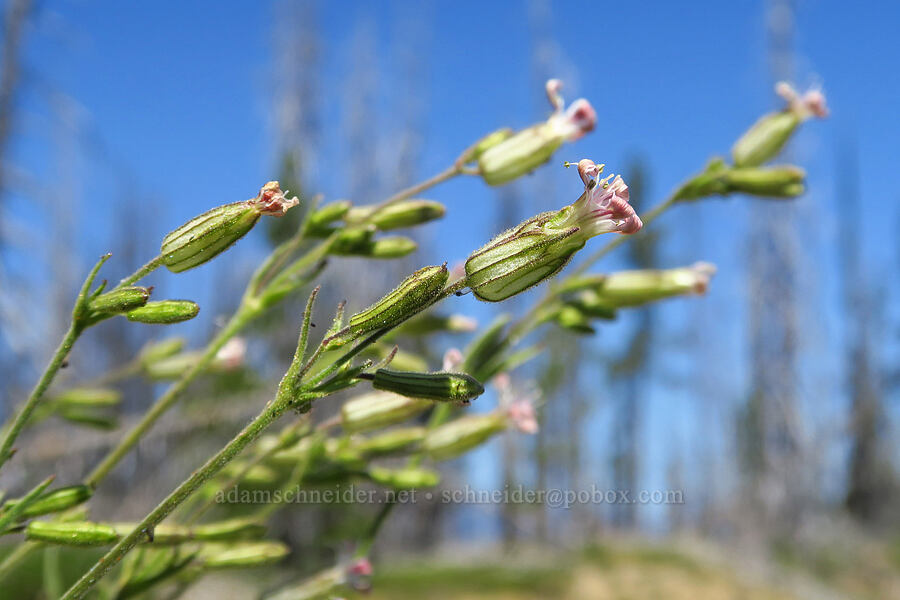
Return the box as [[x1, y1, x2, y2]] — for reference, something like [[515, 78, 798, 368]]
[[377, 164, 461, 209], [0, 323, 81, 468], [185, 416, 311, 523], [116, 254, 164, 288]]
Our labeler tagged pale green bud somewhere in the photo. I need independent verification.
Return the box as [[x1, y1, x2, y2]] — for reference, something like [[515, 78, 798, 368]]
[[476, 80, 596, 185], [347, 199, 445, 231], [372, 369, 484, 403], [197, 541, 290, 569], [470, 128, 514, 159], [26, 521, 119, 546], [423, 414, 507, 460], [340, 391, 431, 433], [368, 466, 440, 489], [553, 305, 595, 335], [731, 82, 828, 167], [721, 165, 806, 198], [5, 485, 92, 519], [352, 426, 426, 457], [732, 110, 799, 168], [52, 387, 121, 408], [306, 200, 352, 233], [592, 262, 717, 307], [126, 300, 199, 324], [327, 264, 449, 348], [137, 337, 186, 367], [161, 181, 298, 273], [87, 286, 150, 316]]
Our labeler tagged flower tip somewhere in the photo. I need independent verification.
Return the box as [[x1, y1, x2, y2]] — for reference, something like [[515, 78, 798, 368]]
[[576, 159, 603, 186], [689, 261, 717, 294], [546, 78, 564, 108], [801, 89, 828, 118], [254, 181, 299, 216], [776, 81, 828, 120], [442, 347, 464, 371], [563, 99, 597, 140], [216, 337, 247, 370]]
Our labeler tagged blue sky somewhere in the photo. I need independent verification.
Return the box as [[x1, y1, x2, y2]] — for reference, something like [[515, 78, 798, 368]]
[[5, 0, 899, 532]]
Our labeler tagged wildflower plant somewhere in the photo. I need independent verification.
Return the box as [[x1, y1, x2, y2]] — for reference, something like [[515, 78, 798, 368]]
[[0, 80, 826, 599]]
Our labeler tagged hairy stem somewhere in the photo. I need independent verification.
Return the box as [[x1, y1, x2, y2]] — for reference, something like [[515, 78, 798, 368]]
[[0, 323, 81, 468]]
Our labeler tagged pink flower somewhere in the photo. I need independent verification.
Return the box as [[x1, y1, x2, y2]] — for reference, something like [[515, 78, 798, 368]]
[[495, 374, 540, 435], [775, 82, 829, 120], [345, 557, 373, 592], [688, 262, 717, 294], [215, 337, 246, 370], [442, 347, 464, 371], [251, 181, 299, 216], [545, 80, 597, 142], [563, 159, 642, 236]]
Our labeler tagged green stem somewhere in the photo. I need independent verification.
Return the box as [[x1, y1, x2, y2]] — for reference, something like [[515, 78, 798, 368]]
[[116, 254, 163, 288], [61, 394, 298, 600], [0, 322, 81, 467], [377, 164, 461, 209], [85, 311, 249, 488]]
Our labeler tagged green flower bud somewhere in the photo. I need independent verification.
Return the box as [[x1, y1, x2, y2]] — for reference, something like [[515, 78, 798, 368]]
[[328, 226, 375, 254], [366, 236, 418, 258], [58, 409, 117, 430], [197, 541, 290, 569], [470, 128, 514, 160], [328, 265, 449, 348], [137, 337, 186, 367], [721, 165, 806, 198], [87, 286, 150, 316], [126, 300, 199, 324], [591, 262, 717, 307], [5, 485, 92, 519], [423, 414, 507, 460], [391, 312, 478, 337], [142, 352, 198, 380], [340, 391, 432, 433], [372, 369, 484, 403], [465, 212, 582, 302], [352, 426, 426, 457], [732, 111, 799, 168], [192, 518, 266, 541], [52, 387, 122, 408], [566, 291, 617, 319], [347, 200, 445, 231], [26, 521, 119, 546], [476, 80, 596, 186], [380, 349, 429, 373], [554, 305, 595, 334], [368, 466, 440, 489], [731, 83, 828, 167], [161, 181, 298, 273], [478, 124, 564, 186], [306, 200, 352, 232]]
